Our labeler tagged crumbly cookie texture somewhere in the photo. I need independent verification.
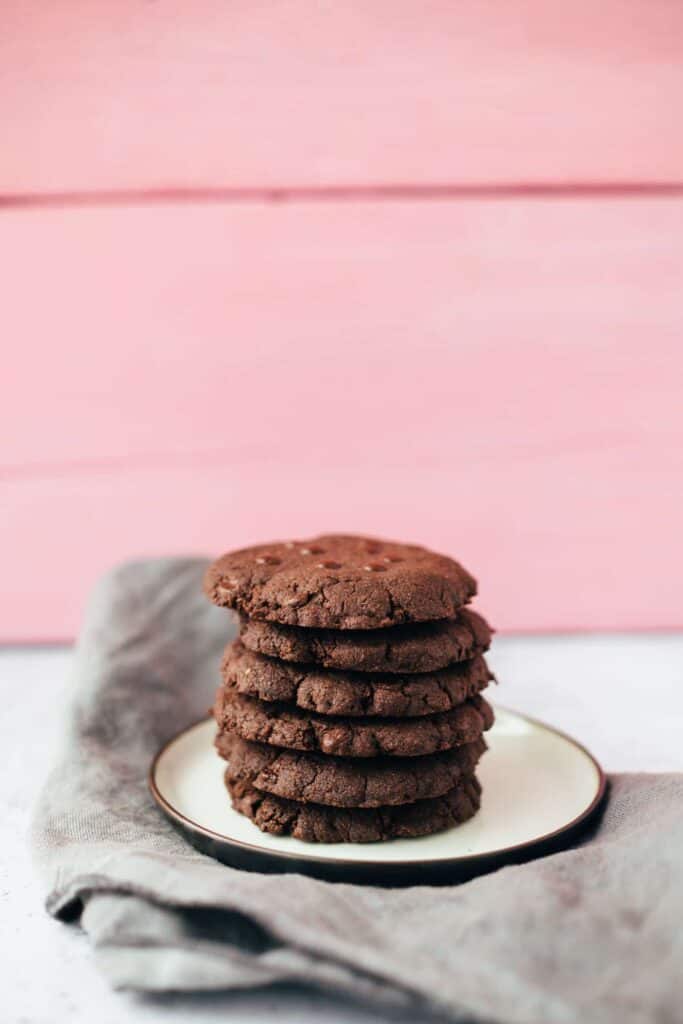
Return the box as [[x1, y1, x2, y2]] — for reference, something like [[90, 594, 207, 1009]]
[[214, 687, 494, 758], [238, 607, 492, 674], [227, 773, 482, 843], [218, 733, 487, 807], [222, 640, 493, 717], [204, 534, 476, 630]]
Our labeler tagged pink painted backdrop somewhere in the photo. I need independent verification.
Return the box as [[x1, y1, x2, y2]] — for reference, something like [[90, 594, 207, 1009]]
[[2, 2, 683, 641], [3, 0, 683, 193]]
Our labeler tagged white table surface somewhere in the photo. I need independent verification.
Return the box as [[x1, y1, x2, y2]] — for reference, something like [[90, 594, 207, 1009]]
[[3, 633, 682, 1024]]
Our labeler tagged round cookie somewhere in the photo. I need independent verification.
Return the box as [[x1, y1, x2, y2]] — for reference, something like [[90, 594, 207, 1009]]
[[238, 607, 491, 674], [204, 534, 476, 630], [222, 640, 493, 717], [214, 688, 494, 758], [217, 733, 487, 807], [227, 773, 481, 843]]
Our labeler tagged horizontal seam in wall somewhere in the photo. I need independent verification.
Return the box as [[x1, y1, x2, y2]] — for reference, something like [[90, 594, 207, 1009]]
[[2, 181, 683, 210]]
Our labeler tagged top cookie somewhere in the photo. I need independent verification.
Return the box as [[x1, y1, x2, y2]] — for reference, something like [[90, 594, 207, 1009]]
[[204, 534, 476, 630]]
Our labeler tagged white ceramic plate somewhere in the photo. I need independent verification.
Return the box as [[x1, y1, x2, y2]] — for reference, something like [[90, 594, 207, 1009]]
[[150, 706, 606, 884]]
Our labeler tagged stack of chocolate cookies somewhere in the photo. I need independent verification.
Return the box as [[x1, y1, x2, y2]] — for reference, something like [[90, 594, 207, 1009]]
[[205, 535, 495, 843]]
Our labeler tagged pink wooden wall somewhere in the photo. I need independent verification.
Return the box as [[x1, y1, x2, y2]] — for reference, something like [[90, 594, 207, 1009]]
[[2, 2, 683, 641]]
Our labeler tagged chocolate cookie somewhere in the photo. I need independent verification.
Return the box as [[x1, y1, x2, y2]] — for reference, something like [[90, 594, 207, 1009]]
[[227, 773, 481, 843], [215, 687, 494, 758], [238, 607, 491, 674], [222, 640, 493, 717], [218, 733, 486, 807], [204, 534, 476, 630]]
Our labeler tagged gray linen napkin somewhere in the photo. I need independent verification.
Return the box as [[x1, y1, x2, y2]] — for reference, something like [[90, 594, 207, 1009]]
[[32, 559, 683, 1024]]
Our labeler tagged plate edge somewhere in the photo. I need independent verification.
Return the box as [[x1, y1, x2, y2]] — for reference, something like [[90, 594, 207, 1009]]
[[148, 705, 608, 871]]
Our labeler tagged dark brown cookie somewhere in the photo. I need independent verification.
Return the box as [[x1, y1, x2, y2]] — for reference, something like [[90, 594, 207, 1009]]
[[217, 733, 487, 807], [214, 687, 494, 758], [204, 534, 476, 630], [227, 773, 482, 843], [238, 607, 491, 674], [222, 640, 493, 717]]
